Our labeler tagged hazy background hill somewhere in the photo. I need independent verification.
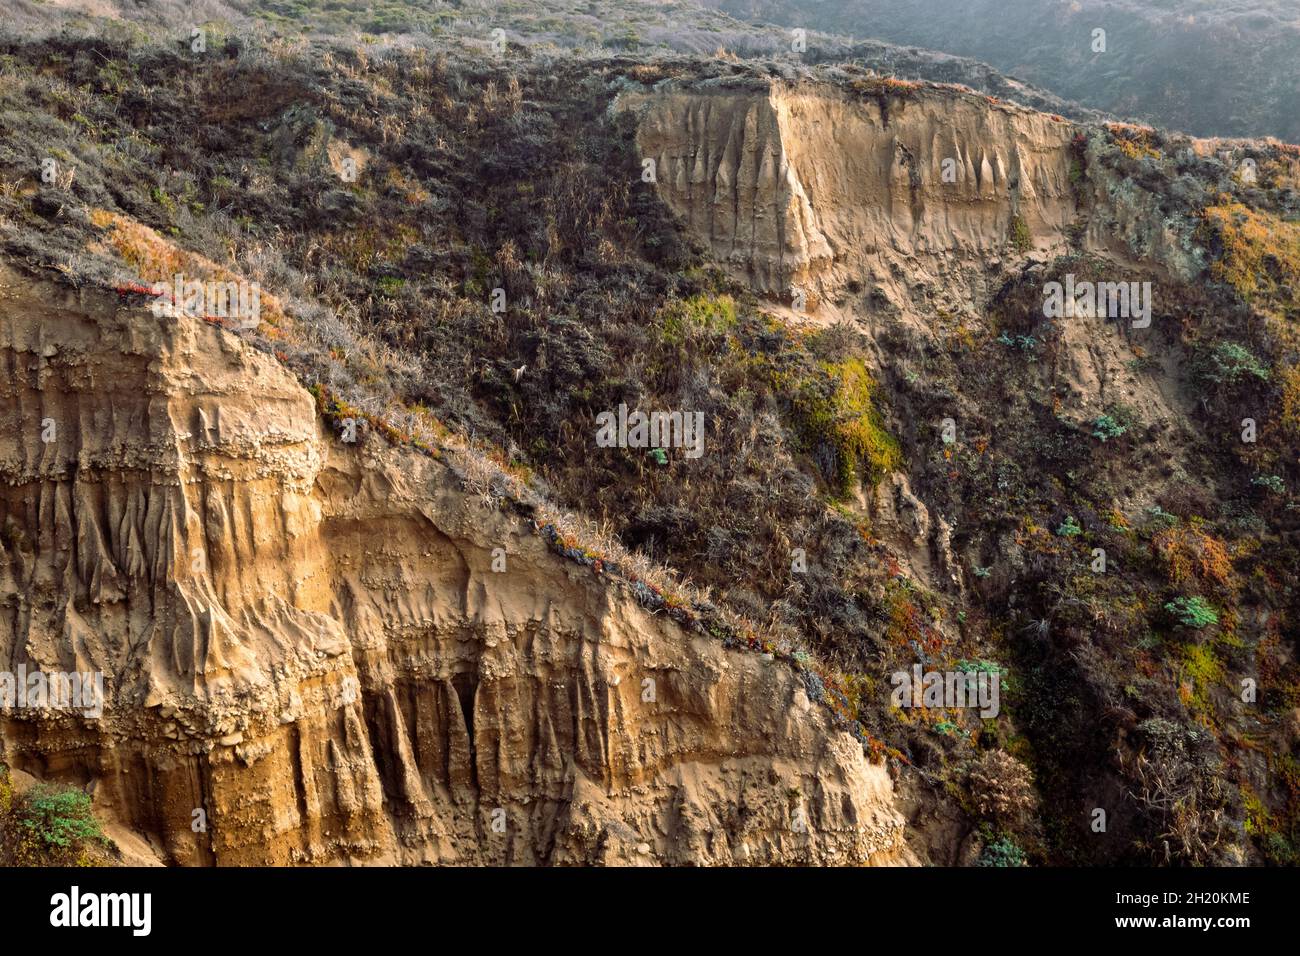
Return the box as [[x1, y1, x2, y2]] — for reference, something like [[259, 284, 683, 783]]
[[705, 0, 1300, 141], [4, 0, 1106, 120]]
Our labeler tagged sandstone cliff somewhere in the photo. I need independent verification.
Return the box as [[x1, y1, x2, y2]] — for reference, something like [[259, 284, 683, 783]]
[[625, 81, 1079, 319], [0, 266, 910, 866]]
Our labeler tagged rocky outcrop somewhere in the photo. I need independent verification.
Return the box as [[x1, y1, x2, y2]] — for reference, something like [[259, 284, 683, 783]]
[[623, 81, 1079, 319], [0, 266, 910, 866]]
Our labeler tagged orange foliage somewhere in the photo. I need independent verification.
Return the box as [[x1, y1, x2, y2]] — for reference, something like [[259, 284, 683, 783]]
[[1106, 123, 1161, 160], [1152, 524, 1234, 592], [88, 209, 287, 330]]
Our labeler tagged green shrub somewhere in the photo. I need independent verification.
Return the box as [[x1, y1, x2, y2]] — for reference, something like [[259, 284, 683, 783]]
[[658, 294, 736, 347], [1092, 414, 1127, 441], [1068, 157, 1085, 187], [1056, 515, 1083, 537], [1144, 505, 1179, 530], [1164, 596, 1219, 629], [18, 786, 105, 850], [376, 276, 405, 297], [1195, 342, 1270, 387], [975, 835, 1026, 867], [0, 768, 109, 866], [1252, 474, 1285, 494], [790, 357, 901, 497], [997, 332, 1038, 352], [1008, 214, 1032, 253]]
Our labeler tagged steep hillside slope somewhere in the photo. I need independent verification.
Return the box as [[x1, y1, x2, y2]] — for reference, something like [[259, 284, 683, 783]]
[[0, 28, 1297, 868], [0, 266, 909, 865], [623, 70, 1300, 865]]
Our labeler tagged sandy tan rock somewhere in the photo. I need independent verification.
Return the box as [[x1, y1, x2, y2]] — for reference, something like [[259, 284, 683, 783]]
[[0, 266, 910, 866], [622, 82, 1078, 323]]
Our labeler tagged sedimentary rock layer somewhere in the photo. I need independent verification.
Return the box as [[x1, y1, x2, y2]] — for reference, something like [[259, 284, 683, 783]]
[[0, 267, 909, 866], [626, 82, 1078, 316]]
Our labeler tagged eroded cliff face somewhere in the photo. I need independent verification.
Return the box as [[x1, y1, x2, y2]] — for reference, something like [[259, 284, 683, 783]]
[[625, 82, 1079, 320], [0, 267, 909, 866], [624, 79, 1205, 508]]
